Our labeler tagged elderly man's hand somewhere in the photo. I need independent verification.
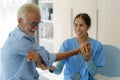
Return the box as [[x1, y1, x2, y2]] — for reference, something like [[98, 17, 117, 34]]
[[27, 50, 49, 70], [39, 64, 48, 70], [27, 50, 42, 67]]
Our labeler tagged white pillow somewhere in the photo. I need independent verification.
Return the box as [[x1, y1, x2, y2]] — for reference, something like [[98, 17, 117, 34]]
[[94, 74, 120, 80]]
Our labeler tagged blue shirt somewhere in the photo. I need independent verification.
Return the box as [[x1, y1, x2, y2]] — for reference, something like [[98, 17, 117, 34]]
[[55, 37, 105, 80], [1, 26, 56, 80]]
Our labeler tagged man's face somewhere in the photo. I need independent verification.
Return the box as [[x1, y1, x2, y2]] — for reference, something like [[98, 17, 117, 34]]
[[20, 12, 41, 37]]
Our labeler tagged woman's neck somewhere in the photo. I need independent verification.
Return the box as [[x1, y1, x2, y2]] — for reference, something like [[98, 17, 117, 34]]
[[76, 35, 90, 44]]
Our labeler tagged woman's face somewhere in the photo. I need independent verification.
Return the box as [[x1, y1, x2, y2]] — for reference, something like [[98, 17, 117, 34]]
[[74, 17, 90, 38]]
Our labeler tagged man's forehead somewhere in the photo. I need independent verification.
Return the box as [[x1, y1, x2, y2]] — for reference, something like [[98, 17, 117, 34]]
[[26, 12, 40, 21]]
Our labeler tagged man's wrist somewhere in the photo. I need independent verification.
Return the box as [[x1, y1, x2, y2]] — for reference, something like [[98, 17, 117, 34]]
[[49, 66, 55, 73], [49, 69, 54, 73]]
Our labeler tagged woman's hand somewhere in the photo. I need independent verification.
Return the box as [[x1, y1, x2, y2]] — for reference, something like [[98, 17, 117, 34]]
[[79, 42, 92, 61]]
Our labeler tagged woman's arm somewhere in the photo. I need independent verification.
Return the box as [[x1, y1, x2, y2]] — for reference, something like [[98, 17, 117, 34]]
[[49, 61, 65, 74]]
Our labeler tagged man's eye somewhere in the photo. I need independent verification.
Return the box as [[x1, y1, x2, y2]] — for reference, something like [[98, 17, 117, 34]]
[[30, 22, 37, 25], [30, 22, 39, 27]]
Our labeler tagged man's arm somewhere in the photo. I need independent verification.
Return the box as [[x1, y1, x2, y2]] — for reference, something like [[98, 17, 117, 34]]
[[26, 48, 80, 67]]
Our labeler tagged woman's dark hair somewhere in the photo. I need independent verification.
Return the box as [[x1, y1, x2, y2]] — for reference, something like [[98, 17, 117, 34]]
[[74, 13, 91, 27]]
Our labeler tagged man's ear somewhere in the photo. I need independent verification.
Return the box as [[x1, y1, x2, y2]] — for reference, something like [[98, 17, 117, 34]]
[[18, 18, 23, 24], [18, 18, 24, 27]]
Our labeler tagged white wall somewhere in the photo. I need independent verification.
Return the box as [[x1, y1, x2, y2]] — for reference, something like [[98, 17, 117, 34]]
[[53, 0, 72, 52], [98, 0, 120, 48]]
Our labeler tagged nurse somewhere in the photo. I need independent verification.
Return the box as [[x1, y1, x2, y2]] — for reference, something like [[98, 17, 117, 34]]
[[49, 13, 105, 80]]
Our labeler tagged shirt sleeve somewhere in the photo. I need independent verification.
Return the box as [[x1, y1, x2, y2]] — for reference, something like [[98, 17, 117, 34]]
[[36, 46, 56, 67], [53, 40, 69, 74], [87, 59, 98, 76], [15, 37, 56, 67], [57, 40, 70, 63], [93, 44, 106, 67], [53, 61, 64, 74]]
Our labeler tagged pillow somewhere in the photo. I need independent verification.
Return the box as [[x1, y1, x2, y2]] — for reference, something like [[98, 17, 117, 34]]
[[94, 74, 120, 80]]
